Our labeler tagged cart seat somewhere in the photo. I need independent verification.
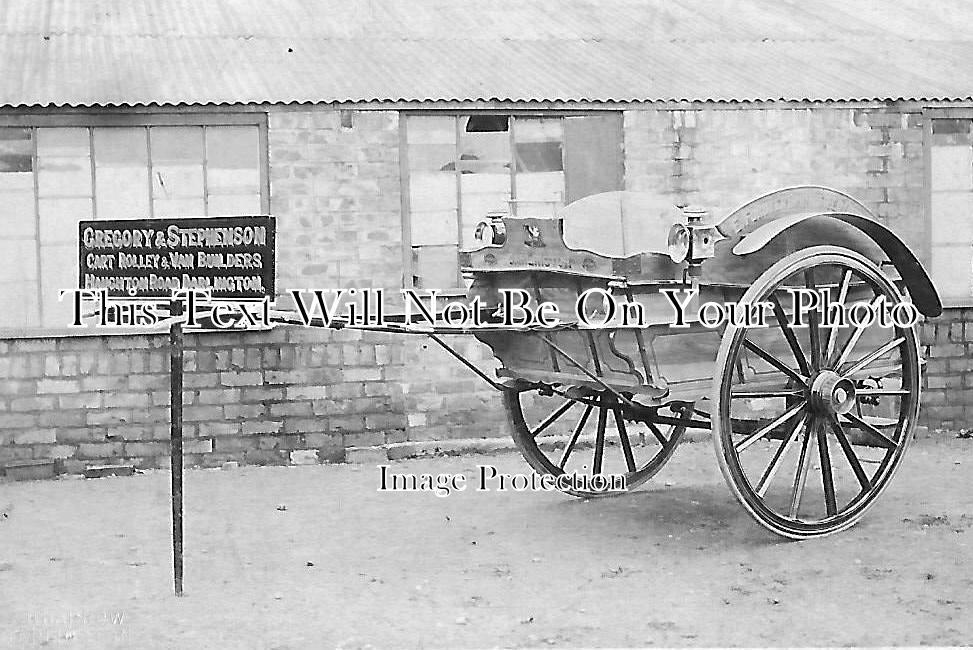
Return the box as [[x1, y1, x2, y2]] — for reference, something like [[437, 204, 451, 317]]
[[558, 191, 685, 258]]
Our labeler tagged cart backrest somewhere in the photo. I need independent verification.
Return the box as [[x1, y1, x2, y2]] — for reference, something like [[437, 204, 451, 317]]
[[558, 191, 684, 258]]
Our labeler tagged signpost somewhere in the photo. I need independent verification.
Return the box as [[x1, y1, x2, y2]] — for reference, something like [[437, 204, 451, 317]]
[[169, 300, 184, 596], [78, 215, 276, 596]]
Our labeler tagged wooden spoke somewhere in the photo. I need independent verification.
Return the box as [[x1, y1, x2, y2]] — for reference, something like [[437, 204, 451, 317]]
[[531, 399, 576, 438], [855, 388, 909, 396], [846, 364, 900, 380], [734, 400, 807, 452], [805, 268, 822, 371], [735, 357, 746, 383], [743, 339, 808, 386], [817, 423, 837, 516], [613, 409, 637, 473], [771, 293, 811, 376], [842, 337, 905, 378], [731, 389, 804, 399], [558, 403, 592, 470], [593, 406, 607, 474], [755, 414, 807, 497], [828, 415, 871, 492], [832, 295, 883, 368], [824, 270, 853, 362], [504, 390, 687, 499], [646, 420, 669, 446], [841, 412, 897, 449], [788, 421, 817, 519]]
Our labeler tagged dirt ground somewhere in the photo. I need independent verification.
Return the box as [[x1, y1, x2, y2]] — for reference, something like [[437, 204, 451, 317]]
[[1, 436, 971, 649]]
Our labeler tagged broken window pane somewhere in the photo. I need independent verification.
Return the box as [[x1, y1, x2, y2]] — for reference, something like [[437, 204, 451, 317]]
[[465, 115, 509, 133], [513, 118, 564, 215], [459, 117, 510, 174], [0, 128, 37, 240], [0, 127, 32, 172], [931, 119, 973, 146], [932, 118, 971, 134], [515, 142, 563, 173], [514, 118, 563, 172]]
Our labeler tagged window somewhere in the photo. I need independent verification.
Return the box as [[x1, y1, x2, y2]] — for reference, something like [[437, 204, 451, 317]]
[[929, 118, 973, 304], [0, 117, 266, 332], [403, 113, 622, 289]]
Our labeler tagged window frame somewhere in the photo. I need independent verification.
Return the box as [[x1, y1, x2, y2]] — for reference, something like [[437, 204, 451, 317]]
[[399, 110, 621, 291], [923, 107, 973, 308], [0, 111, 270, 337]]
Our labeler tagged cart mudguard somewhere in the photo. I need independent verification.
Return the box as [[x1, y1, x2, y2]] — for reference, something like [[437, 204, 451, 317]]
[[731, 211, 942, 317]]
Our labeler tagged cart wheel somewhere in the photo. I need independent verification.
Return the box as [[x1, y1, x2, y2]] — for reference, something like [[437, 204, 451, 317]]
[[504, 389, 688, 498], [713, 246, 920, 539]]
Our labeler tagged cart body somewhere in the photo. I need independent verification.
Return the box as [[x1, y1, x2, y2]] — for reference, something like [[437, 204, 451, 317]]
[[456, 186, 940, 538]]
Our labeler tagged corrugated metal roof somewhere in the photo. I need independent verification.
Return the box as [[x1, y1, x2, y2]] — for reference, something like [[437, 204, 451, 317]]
[[2, 0, 973, 107]]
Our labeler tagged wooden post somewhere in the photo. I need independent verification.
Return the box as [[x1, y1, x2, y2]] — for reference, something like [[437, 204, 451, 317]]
[[169, 302, 185, 597]]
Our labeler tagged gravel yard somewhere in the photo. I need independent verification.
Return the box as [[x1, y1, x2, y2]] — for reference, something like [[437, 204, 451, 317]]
[[1, 436, 971, 649]]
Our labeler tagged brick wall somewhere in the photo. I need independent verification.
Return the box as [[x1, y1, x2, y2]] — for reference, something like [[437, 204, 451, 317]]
[[268, 110, 403, 290], [401, 335, 505, 441], [920, 309, 973, 430], [0, 329, 396, 471], [623, 105, 926, 252], [623, 104, 962, 428]]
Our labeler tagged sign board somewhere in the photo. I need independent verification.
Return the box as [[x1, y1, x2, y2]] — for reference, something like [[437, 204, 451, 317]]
[[79, 216, 276, 299]]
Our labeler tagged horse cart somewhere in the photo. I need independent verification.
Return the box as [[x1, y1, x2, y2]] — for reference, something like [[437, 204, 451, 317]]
[[287, 186, 943, 539]]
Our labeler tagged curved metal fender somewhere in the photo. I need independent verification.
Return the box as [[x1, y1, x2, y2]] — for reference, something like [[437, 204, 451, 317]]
[[732, 211, 943, 317]]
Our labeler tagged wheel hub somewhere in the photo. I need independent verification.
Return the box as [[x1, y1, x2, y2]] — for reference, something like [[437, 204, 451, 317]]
[[809, 370, 856, 416]]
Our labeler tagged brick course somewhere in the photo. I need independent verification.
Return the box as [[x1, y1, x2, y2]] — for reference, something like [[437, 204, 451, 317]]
[[920, 308, 973, 429]]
